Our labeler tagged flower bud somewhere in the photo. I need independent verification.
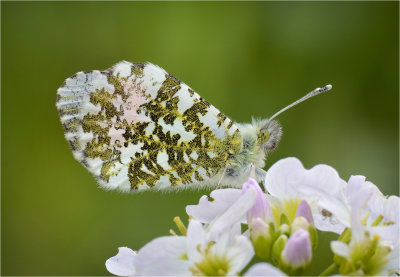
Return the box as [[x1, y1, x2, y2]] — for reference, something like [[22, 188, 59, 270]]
[[291, 216, 309, 234], [250, 218, 274, 260], [295, 200, 314, 225], [271, 234, 288, 262], [279, 223, 290, 235], [242, 178, 272, 223], [281, 229, 312, 270]]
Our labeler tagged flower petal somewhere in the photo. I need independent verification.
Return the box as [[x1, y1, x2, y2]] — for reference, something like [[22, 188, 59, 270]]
[[368, 191, 399, 224], [313, 212, 346, 234], [346, 175, 371, 212], [265, 157, 305, 198], [243, 178, 272, 222], [106, 247, 137, 276], [304, 164, 341, 196], [139, 259, 191, 276], [186, 220, 206, 262], [244, 262, 287, 276], [135, 236, 187, 271], [186, 188, 242, 223], [225, 235, 255, 275], [295, 200, 314, 224], [299, 184, 351, 230], [281, 229, 312, 268], [207, 186, 257, 240], [331, 241, 351, 258]]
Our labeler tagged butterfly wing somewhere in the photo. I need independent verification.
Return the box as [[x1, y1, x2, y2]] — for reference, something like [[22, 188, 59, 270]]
[[57, 61, 241, 191]]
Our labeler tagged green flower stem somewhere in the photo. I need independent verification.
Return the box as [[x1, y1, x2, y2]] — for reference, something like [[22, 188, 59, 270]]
[[338, 228, 351, 243], [319, 263, 338, 276]]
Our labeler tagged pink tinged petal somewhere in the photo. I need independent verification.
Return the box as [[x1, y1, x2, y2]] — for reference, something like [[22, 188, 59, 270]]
[[245, 262, 287, 276], [304, 164, 341, 196], [281, 229, 312, 268], [185, 188, 242, 223], [106, 247, 137, 276], [242, 178, 272, 222], [135, 236, 187, 270], [295, 200, 314, 225], [265, 157, 305, 198], [207, 186, 258, 241], [186, 220, 206, 262], [330, 241, 351, 258]]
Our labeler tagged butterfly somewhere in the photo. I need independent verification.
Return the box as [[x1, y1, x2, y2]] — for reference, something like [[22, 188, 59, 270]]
[[56, 61, 331, 192]]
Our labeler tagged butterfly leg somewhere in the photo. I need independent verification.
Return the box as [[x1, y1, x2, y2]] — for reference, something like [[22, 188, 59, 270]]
[[255, 168, 267, 183], [215, 166, 227, 190], [249, 163, 256, 179]]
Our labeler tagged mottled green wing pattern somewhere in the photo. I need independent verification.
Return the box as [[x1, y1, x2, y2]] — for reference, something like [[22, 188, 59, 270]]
[[57, 61, 241, 191]]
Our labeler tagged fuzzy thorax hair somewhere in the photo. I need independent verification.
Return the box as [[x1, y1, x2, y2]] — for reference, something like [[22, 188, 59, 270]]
[[223, 118, 282, 185]]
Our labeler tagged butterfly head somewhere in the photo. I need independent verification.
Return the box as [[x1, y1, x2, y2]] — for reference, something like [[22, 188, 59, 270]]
[[258, 119, 282, 151]]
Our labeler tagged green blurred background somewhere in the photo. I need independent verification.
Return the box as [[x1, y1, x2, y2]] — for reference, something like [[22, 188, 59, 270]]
[[2, 1, 398, 276]]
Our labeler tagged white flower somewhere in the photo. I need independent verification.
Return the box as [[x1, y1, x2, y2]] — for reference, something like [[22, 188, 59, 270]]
[[330, 177, 399, 276]]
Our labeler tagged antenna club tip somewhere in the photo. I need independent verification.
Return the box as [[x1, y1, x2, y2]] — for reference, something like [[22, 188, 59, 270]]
[[325, 84, 332, 91]]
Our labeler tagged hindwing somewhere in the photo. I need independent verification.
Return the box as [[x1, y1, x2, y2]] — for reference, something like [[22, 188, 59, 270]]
[[57, 61, 241, 191]]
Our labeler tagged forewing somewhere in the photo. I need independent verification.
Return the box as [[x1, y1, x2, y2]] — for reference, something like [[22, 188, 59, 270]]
[[57, 61, 241, 191]]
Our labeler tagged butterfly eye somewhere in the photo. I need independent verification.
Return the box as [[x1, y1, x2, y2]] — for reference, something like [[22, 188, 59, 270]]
[[258, 129, 270, 144]]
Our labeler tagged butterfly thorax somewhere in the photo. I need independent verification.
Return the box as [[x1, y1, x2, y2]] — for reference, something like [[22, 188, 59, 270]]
[[224, 118, 282, 185]]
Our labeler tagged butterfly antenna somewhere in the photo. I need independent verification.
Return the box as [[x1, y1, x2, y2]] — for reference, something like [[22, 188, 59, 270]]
[[268, 84, 332, 122]]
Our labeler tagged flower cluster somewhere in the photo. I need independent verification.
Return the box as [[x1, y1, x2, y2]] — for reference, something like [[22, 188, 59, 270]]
[[106, 158, 399, 276]]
